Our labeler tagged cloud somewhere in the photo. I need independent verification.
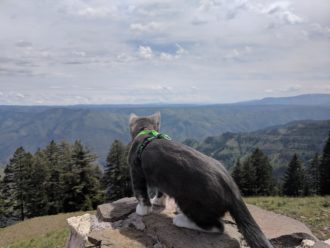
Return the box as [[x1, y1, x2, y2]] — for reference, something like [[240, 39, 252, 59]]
[[130, 22, 162, 33], [160, 52, 173, 61], [262, 1, 303, 25], [265, 84, 302, 94], [138, 46, 153, 59], [223, 46, 252, 61], [15, 40, 32, 48], [159, 44, 186, 61], [59, 0, 117, 18]]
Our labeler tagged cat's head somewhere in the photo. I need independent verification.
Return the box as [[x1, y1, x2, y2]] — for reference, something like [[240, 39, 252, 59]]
[[128, 112, 161, 139]]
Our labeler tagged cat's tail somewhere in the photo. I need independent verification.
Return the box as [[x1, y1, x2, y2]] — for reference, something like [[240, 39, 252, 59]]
[[228, 195, 273, 248]]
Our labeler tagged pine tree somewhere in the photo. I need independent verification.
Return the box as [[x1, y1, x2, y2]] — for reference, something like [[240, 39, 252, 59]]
[[119, 147, 132, 197], [103, 140, 132, 201], [43, 140, 63, 214], [1, 147, 32, 222], [62, 140, 102, 212], [232, 159, 244, 191], [240, 157, 257, 196], [251, 148, 274, 195], [283, 154, 305, 196], [1, 158, 16, 225], [306, 153, 320, 195], [25, 149, 49, 217], [0, 178, 7, 227], [320, 132, 330, 195]]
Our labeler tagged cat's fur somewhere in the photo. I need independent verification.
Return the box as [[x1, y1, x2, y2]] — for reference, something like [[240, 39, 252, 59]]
[[128, 112, 273, 248]]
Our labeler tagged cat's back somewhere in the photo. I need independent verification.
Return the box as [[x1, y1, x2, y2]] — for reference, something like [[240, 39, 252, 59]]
[[142, 138, 228, 174]]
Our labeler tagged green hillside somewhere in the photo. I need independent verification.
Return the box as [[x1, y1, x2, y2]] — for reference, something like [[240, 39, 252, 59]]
[[190, 120, 330, 176], [1, 103, 330, 166]]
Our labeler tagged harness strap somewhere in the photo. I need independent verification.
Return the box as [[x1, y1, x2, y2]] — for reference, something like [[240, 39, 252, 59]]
[[136, 130, 171, 161]]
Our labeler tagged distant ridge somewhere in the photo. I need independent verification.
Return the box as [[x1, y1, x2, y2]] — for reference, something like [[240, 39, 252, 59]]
[[237, 94, 330, 106], [0, 94, 330, 166]]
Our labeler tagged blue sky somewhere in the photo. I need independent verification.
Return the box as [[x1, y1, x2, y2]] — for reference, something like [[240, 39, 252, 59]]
[[0, 0, 329, 105]]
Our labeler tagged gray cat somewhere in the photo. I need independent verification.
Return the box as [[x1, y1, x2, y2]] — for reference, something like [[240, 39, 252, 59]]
[[128, 112, 273, 248]]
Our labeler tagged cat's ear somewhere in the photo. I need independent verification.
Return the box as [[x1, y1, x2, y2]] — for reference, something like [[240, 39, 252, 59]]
[[129, 113, 138, 125], [151, 112, 161, 130]]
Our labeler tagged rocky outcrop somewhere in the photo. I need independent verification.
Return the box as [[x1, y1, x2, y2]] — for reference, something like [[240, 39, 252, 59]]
[[66, 197, 329, 248]]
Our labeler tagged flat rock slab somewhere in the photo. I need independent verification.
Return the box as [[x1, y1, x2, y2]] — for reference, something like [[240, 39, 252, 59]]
[[88, 227, 154, 248], [67, 197, 329, 248], [97, 197, 138, 222], [246, 204, 316, 240], [313, 241, 330, 248], [143, 212, 241, 248]]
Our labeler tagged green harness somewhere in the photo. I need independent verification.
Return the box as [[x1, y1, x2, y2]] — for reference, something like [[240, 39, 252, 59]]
[[136, 130, 171, 160]]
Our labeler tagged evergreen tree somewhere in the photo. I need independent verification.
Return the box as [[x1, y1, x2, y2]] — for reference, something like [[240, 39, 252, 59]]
[[320, 132, 330, 195], [25, 149, 49, 217], [62, 140, 102, 212], [283, 154, 305, 196], [306, 153, 320, 195], [232, 159, 244, 191], [240, 157, 257, 196], [120, 147, 132, 197], [44, 140, 63, 214], [251, 149, 274, 195], [238, 149, 274, 196], [1, 147, 32, 222], [1, 158, 16, 225], [103, 140, 132, 201], [0, 178, 7, 227]]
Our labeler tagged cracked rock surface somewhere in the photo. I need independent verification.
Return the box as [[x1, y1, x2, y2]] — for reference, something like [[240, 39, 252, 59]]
[[66, 197, 329, 248]]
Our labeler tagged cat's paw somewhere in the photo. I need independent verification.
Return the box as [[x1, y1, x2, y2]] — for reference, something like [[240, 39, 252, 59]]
[[151, 195, 166, 206], [136, 203, 152, 216]]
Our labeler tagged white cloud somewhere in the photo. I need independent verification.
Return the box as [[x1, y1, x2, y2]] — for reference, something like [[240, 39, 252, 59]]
[[262, 1, 303, 25], [160, 52, 173, 61], [281, 84, 302, 92], [159, 44, 186, 61], [130, 22, 162, 33], [138, 46, 153, 59]]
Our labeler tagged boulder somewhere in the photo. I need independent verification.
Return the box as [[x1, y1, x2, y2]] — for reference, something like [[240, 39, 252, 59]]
[[97, 197, 138, 222], [66, 197, 329, 248]]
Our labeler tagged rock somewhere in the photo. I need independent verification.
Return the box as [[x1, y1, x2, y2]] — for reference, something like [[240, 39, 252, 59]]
[[97, 197, 138, 222], [325, 239, 330, 245], [66, 214, 95, 248], [313, 241, 330, 248], [269, 233, 317, 247], [142, 212, 241, 248], [301, 239, 316, 247], [66, 197, 322, 248], [246, 204, 316, 240], [88, 227, 154, 248], [66, 213, 113, 248]]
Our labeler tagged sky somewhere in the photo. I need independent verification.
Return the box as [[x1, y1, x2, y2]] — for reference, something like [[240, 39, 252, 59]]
[[0, 0, 329, 105]]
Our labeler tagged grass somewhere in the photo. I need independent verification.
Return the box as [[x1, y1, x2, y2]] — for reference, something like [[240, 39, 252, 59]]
[[5, 229, 69, 248], [0, 211, 95, 248], [245, 196, 330, 240]]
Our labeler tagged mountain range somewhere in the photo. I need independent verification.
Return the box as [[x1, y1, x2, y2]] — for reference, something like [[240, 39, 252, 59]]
[[186, 119, 330, 178], [0, 94, 330, 167]]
